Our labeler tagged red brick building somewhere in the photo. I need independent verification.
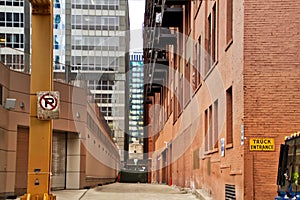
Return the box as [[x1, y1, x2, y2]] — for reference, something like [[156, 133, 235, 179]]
[[143, 0, 300, 199]]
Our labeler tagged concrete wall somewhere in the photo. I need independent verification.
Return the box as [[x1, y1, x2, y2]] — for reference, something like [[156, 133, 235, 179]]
[[0, 63, 119, 198]]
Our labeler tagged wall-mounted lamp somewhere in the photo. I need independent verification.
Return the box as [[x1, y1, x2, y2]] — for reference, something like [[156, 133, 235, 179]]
[[76, 112, 80, 119], [19, 101, 25, 109]]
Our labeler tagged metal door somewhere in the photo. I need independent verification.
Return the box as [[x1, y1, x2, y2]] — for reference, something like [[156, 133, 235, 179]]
[[51, 132, 66, 189]]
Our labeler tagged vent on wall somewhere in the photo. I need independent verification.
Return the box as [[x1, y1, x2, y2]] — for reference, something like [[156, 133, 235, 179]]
[[4, 98, 16, 110], [225, 184, 236, 200]]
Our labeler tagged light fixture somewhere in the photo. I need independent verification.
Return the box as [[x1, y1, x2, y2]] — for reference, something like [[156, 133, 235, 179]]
[[19, 102, 25, 109]]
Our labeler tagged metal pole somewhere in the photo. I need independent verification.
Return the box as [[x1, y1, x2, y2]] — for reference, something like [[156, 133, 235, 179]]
[[21, 1, 56, 199]]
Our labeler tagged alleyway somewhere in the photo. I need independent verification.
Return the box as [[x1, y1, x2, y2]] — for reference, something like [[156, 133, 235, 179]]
[[53, 183, 199, 200]]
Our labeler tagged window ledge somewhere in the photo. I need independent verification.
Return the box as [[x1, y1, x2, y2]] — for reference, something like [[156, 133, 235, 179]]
[[204, 148, 219, 156], [226, 143, 233, 149], [192, 82, 202, 97], [211, 148, 218, 154], [203, 61, 218, 81], [211, 158, 220, 163], [230, 169, 242, 176], [220, 164, 231, 169], [225, 39, 233, 52], [184, 99, 191, 110]]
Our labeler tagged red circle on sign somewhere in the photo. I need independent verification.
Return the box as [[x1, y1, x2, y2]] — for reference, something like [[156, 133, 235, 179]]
[[39, 93, 58, 110]]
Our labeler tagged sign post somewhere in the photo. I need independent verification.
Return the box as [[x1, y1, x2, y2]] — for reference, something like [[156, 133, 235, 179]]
[[21, 0, 56, 199], [37, 91, 60, 120]]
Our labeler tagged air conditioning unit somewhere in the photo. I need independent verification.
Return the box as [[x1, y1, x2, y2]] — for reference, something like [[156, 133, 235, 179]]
[[4, 98, 16, 110]]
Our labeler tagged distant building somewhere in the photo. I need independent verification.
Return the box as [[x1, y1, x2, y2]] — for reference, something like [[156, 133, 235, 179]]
[[0, 0, 31, 72], [128, 52, 144, 160]]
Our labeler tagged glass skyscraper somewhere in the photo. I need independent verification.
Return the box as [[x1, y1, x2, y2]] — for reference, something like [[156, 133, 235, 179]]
[[129, 52, 144, 145]]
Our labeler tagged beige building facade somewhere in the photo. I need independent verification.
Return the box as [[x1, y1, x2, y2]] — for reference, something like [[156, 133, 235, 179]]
[[0, 63, 119, 199]]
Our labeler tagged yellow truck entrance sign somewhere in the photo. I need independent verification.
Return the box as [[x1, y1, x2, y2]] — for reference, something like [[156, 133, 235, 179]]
[[250, 138, 275, 151]]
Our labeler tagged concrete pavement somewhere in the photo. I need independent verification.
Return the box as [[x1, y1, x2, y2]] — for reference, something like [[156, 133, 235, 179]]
[[12, 183, 202, 200], [52, 189, 88, 200], [80, 183, 199, 200]]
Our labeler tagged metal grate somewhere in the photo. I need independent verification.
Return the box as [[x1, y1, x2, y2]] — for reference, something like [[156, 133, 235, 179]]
[[225, 184, 236, 200]]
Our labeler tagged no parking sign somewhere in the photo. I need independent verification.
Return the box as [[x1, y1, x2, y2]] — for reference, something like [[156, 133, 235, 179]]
[[37, 91, 60, 120]]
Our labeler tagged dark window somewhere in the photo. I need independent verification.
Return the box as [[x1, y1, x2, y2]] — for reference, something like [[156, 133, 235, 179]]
[[13, 13, 19, 21], [212, 4, 216, 63], [204, 109, 208, 152], [206, 4, 217, 74], [13, 1, 20, 6], [226, 86, 233, 145], [208, 105, 213, 150], [184, 62, 190, 105], [0, 12, 5, 21], [6, 12, 12, 21], [0, 84, 2, 105], [206, 14, 211, 74], [226, 0, 233, 45], [193, 148, 200, 169], [214, 99, 218, 148]]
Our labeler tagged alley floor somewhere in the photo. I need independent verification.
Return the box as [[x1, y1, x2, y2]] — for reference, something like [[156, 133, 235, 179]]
[[52, 183, 199, 200]]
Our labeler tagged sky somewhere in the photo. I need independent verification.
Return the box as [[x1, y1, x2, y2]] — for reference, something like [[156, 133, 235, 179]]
[[128, 0, 145, 30], [128, 0, 145, 52]]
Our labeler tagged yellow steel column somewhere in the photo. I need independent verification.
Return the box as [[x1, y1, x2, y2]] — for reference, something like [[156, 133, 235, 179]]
[[21, 1, 56, 199]]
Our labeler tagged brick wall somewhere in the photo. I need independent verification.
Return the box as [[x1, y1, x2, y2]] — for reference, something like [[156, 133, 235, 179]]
[[244, 0, 300, 199]]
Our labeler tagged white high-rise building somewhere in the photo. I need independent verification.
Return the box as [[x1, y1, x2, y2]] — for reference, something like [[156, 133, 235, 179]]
[[0, 0, 130, 161]]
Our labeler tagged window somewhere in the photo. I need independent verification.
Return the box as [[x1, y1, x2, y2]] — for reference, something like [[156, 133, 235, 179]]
[[194, 0, 203, 17], [214, 99, 218, 148], [193, 43, 198, 91], [226, 0, 233, 46], [179, 76, 183, 115], [184, 61, 190, 106], [208, 105, 213, 150], [71, 0, 119, 10], [185, 2, 191, 34], [193, 148, 200, 169], [207, 14, 212, 74], [226, 86, 233, 145], [206, 4, 217, 74], [0, 84, 2, 105], [3, 54, 24, 71], [193, 36, 202, 90], [204, 109, 208, 152], [211, 4, 216, 64], [0, 12, 5, 26], [71, 15, 119, 30], [205, 101, 218, 152]]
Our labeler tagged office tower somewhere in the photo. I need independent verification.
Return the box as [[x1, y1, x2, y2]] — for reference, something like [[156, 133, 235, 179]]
[[64, 0, 130, 161], [0, 0, 130, 161], [128, 52, 144, 160], [0, 0, 30, 72]]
